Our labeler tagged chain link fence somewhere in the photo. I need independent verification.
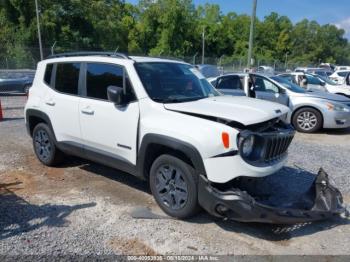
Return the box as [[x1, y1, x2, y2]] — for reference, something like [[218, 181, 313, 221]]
[[0, 47, 320, 122]]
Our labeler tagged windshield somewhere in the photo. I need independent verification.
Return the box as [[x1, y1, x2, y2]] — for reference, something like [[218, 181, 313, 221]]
[[271, 76, 306, 93], [316, 75, 338, 85], [134, 62, 220, 103]]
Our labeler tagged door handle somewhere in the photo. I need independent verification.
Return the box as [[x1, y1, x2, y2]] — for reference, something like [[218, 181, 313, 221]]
[[81, 107, 94, 115], [45, 99, 56, 106]]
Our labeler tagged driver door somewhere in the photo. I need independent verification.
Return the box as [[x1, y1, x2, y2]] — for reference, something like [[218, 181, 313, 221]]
[[251, 75, 289, 106], [79, 62, 139, 165]]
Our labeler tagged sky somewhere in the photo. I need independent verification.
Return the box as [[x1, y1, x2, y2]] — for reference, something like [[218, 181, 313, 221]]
[[126, 0, 350, 39]]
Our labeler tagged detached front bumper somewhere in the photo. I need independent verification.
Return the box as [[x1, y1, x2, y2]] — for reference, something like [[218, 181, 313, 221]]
[[198, 168, 345, 224]]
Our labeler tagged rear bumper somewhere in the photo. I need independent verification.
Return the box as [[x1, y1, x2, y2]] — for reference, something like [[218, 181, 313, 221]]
[[198, 168, 345, 224]]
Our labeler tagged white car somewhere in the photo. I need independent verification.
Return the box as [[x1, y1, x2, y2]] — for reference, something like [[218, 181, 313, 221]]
[[278, 72, 328, 93], [330, 70, 350, 84], [315, 74, 350, 98], [25, 52, 344, 223]]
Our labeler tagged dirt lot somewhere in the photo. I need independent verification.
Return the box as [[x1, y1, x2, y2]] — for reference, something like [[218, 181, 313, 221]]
[[0, 96, 350, 258]]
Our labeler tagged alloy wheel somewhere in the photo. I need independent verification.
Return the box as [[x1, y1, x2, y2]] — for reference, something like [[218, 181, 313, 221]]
[[297, 111, 318, 131], [155, 164, 188, 210], [34, 129, 52, 161]]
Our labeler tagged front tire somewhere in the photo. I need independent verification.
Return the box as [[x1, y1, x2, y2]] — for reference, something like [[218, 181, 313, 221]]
[[32, 123, 64, 166], [292, 107, 322, 133], [149, 154, 199, 219]]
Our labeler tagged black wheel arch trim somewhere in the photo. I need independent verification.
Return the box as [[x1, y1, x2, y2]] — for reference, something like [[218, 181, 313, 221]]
[[26, 109, 56, 140], [292, 106, 324, 126], [137, 133, 207, 179]]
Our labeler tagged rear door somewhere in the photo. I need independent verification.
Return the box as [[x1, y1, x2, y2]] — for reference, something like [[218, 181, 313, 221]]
[[215, 75, 246, 96], [42, 62, 82, 144], [79, 62, 139, 165]]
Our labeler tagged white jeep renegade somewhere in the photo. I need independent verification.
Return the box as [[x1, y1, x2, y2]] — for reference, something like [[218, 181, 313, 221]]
[[25, 52, 344, 223]]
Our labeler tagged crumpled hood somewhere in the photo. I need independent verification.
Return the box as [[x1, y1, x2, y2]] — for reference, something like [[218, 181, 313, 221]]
[[292, 90, 350, 102], [164, 96, 289, 126]]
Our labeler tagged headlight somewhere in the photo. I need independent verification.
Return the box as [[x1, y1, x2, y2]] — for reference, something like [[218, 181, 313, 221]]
[[326, 102, 350, 112], [238, 133, 265, 162], [241, 135, 255, 157]]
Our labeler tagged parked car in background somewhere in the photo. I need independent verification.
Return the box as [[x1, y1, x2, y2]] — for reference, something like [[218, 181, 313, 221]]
[[294, 67, 330, 78], [319, 63, 335, 72], [314, 74, 350, 98], [195, 64, 221, 78], [278, 72, 328, 92], [210, 73, 350, 133], [257, 66, 274, 75], [334, 66, 350, 71], [330, 70, 350, 84], [0, 71, 34, 95], [280, 73, 350, 98]]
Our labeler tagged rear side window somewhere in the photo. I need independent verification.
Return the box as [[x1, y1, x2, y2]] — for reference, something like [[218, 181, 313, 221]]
[[55, 63, 80, 95], [86, 63, 136, 101], [44, 64, 53, 86], [217, 76, 243, 90]]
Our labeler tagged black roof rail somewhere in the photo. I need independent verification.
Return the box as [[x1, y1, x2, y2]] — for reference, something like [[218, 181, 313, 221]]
[[47, 51, 131, 60]]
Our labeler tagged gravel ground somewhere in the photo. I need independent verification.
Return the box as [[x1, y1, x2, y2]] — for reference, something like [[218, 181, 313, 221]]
[[0, 96, 349, 259]]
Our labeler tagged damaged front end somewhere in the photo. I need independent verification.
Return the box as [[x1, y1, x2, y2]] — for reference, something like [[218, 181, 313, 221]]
[[198, 168, 345, 224]]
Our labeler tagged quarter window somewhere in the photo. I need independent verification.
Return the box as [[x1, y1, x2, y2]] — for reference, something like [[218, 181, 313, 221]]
[[44, 64, 53, 86], [86, 63, 135, 101], [55, 63, 80, 95]]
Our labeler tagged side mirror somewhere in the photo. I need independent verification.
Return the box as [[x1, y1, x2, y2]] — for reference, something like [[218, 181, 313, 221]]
[[320, 81, 326, 86], [107, 85, 124, 105], [279, 88, 286, 94]]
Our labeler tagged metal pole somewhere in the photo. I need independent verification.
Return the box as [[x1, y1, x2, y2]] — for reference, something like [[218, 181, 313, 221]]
[[285, 52, 288, 70], [247, 0, 257, 68], [201, 27, 205, 64], [35, 0, 44, 60], [193, 52, 198, 65], [51, 41, 57, 55]]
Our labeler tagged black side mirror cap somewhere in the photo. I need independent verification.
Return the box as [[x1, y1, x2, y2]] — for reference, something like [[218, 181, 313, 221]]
[[279, 88, 287, 94], [107, 85, 124, 105]]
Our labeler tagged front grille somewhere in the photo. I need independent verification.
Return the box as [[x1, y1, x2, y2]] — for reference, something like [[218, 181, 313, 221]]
[[263, 133, 294, 162], [238, 123, 295, 166]]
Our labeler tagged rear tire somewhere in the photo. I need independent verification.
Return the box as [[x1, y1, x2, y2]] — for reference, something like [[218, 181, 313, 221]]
[[292, 107, 322, 133], [149, 154, 200, 219], [32, 123, 64, 166]]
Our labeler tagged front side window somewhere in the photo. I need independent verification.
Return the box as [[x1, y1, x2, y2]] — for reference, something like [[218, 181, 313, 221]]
[[55, 63, 80, 95], [252, 76, 279, 93], [134, 62, 220, 103], [85, 63, 135, 101]]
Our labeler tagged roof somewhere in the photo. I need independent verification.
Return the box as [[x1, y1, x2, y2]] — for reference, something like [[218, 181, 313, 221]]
[[45, 52, 188, 64]]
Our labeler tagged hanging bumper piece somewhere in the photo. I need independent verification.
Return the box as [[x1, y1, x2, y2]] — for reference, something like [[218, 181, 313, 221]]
[[199, 168, 346, 224]]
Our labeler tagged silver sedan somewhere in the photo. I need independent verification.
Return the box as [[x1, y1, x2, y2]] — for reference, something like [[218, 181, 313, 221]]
[[209, 73, 350, 133]]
